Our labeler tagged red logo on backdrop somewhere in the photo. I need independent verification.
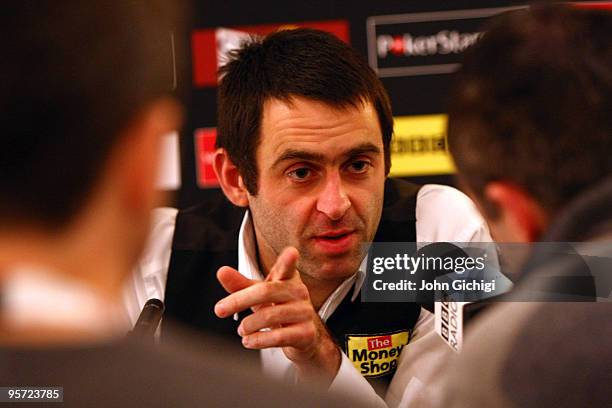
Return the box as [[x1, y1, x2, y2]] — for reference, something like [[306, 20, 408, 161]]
[[192, 20, 350, 88], [572, 2, 612, 10], [194, 128, 219, 188], [367, 335, 392, 350]]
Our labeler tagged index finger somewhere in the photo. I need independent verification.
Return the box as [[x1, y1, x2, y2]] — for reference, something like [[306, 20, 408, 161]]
[[214, 281, 294, 318], [267, 246, 299, 281], [217, 266, 256, 294]]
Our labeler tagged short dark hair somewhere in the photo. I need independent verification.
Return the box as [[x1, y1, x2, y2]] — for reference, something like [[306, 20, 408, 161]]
[[448, 5, 612, 216], [217, 28, 393, 194], [0, 1, 184, 229]]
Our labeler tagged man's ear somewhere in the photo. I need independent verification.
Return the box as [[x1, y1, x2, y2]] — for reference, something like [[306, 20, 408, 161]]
[[483, 181, 549, 242], [213, 148, 249, 207]]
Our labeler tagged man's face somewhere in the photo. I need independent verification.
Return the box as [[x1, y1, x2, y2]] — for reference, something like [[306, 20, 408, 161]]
[[248, 96, 386, 285]]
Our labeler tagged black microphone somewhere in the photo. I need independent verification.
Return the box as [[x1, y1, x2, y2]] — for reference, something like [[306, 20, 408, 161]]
[[131, 298, 165, 339]]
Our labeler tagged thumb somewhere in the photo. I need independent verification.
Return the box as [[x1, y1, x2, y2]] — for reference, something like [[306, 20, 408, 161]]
[[217, 266, 255, 294], [267, 246, 300, 281]]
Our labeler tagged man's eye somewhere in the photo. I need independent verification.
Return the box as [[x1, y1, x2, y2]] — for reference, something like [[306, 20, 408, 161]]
[[287, 167, 312, 180], [347, 160, 371, 174]]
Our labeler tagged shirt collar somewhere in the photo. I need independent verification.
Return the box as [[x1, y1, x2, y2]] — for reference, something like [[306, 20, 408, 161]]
[[237, 210, 264, 281]]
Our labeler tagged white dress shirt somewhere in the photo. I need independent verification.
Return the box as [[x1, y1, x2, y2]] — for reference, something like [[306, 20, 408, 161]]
[[124, 184, 493, 407]]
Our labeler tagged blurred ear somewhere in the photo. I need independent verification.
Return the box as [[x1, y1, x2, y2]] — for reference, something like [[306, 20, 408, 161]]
[[483, 181, 549, 242], [213, 148, 249, 207], [114, 97, 182, 215]]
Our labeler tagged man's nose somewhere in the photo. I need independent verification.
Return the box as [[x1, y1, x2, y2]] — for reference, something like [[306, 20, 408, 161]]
[[316, 173, 351, 221]]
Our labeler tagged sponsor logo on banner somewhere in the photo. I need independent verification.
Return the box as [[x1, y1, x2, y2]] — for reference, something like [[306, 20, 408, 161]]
[[573, 2, 612, 10], [194, 128, 219, 188], [346, 330, 410, 378], [192, 20, 349, 87], [366, 6, 525, 77], [389, 114, 455, 177]]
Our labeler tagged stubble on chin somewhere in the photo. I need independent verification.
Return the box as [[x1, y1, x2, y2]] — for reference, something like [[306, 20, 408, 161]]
[[296, 239, 368, 282]]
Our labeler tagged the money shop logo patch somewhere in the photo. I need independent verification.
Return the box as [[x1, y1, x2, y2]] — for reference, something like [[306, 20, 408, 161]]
[[346, 330, 410, 378]]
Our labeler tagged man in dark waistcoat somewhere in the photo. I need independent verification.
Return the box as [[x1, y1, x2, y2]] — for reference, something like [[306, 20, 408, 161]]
[[127, 28, 493, 406]]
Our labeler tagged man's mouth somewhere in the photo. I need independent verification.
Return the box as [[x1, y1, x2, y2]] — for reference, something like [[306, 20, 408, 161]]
[[312, 230, 357, 254], [316, 229, 354, 239]]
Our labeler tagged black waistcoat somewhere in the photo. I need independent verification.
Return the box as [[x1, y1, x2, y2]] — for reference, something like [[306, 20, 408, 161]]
[[164, 178, 423, 386]]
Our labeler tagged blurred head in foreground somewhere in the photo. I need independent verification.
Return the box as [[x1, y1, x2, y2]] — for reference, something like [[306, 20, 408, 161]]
[[0, 5, 364, 408], [439, 5, 612, 408], [0, 1, 182, 340], [448, 4, 612, 243]]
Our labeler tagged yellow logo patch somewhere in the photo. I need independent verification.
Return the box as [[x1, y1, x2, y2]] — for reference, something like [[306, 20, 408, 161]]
[[389, 114, 455, 177], [346, 330, 410, 378]]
